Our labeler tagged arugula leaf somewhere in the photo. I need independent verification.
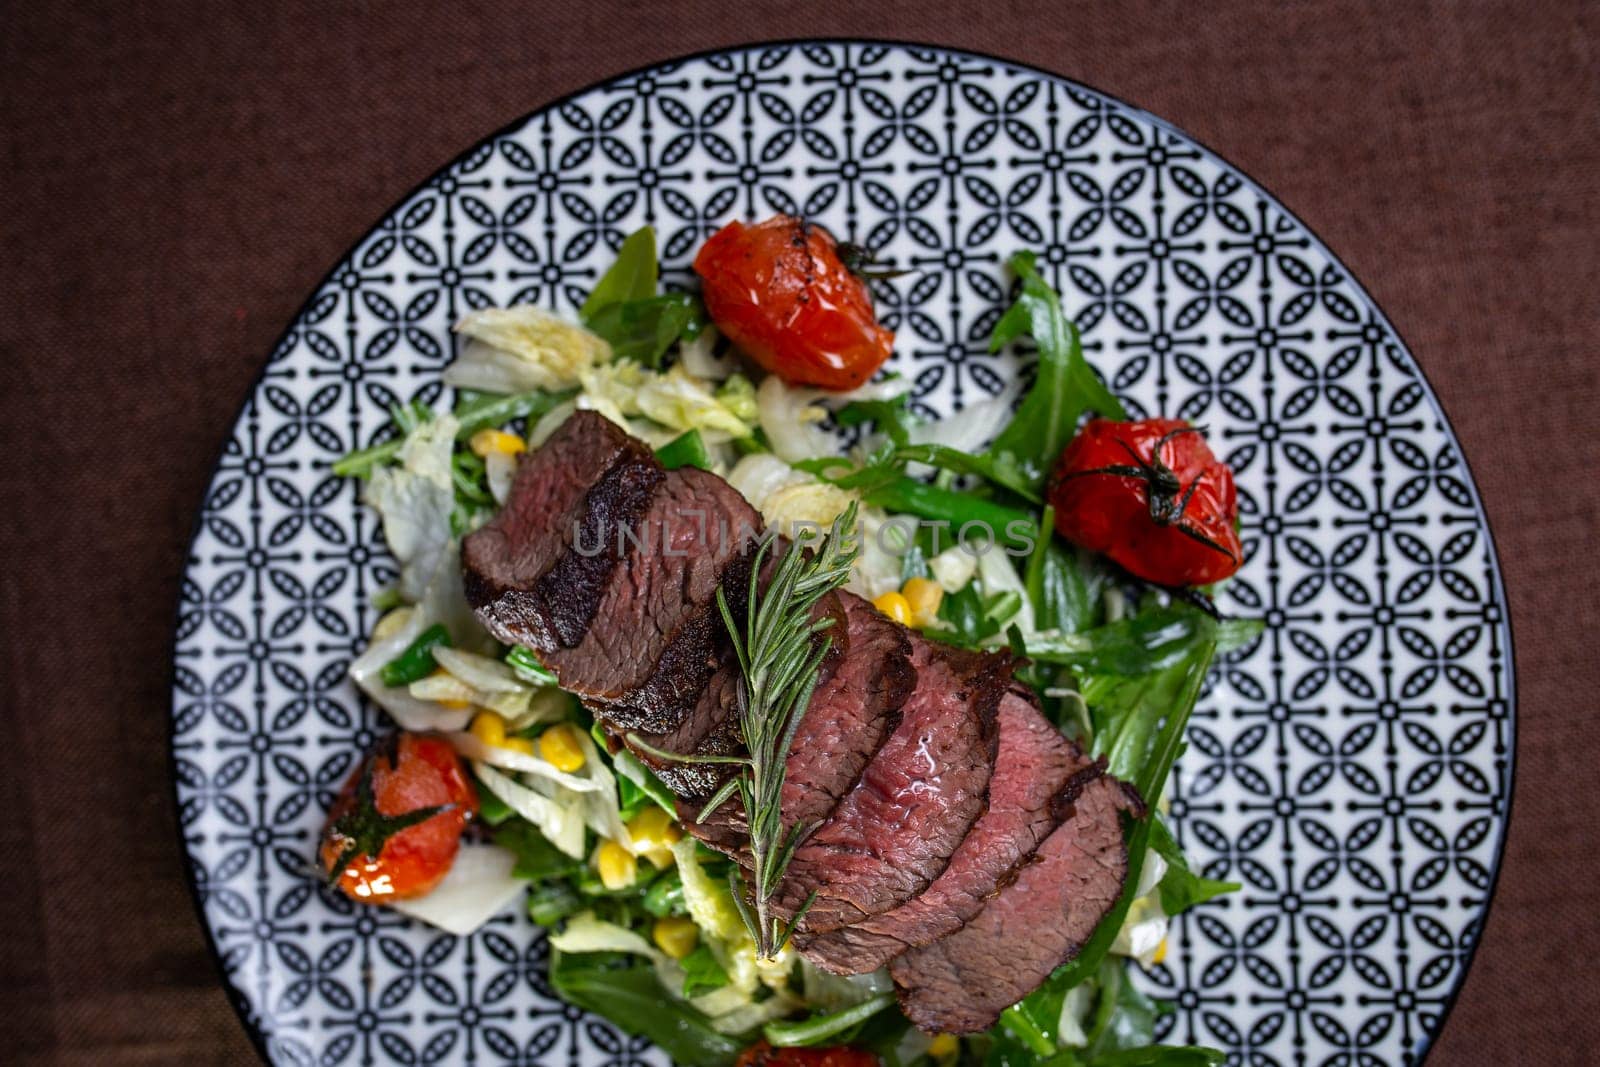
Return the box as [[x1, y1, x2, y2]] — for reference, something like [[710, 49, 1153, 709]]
[[933, 582, 1024, 648], [679, 943, 731, 997], [586, 293, 704, 369], [1147, 815, 1240, 916], [656, 428, 713, 471], [493, 820, 584, 881], [987, 251, 1126, 487], [1215, 615, 1266, 653], [549, 951, 746, 1066], [1081, 959, 1164, 1058], [763, 994, 896, 1048], [1033, 624, 1216, 995], [1024, 605, 1219, 678], [581, 226, 659, 320], [1025, 507, 1108, 634], [832, 394, 1044, 503], [836, 394, 914, 446]]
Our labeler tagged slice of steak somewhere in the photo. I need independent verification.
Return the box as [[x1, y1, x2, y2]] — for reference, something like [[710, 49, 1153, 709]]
[[463, 411, 662, 651], [770, 637, 1009, 935], [552, 465, 763, 732], [628, 653, 743, 800], [681, 590, 915, 852], [890, 772, 1145, 1034], [795, 688, 1094, 973]]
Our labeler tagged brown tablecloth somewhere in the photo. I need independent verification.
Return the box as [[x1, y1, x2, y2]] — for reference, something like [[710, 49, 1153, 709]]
[[2, 2, 1595, 1064]]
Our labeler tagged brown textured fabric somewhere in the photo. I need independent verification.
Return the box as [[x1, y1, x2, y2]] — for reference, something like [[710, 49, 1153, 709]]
[[1, 2, 1595, 1064]]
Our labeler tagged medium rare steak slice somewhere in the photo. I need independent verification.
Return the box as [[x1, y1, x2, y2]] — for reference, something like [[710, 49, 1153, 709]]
[[795, 688, 1094, 973], [770, 638, 1008, 935], [463, 411, 661, 651], [683, 591, 915, 852], [551, 465, 762, 732], [891, 772, 1144, 1033]]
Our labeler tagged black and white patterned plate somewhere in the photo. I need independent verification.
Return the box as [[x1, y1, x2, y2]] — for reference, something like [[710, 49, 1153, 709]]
[[172, 40, 1515, 1067]]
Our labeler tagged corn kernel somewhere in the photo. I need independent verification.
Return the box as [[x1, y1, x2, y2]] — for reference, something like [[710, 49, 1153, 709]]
[[1151, 937, 1169, 965], [873, 590, 913, 625], [626, 806, 683, 849], [902, 577, 944, 626], [652, 916, 699, 960], [469, 428, 527, 457], [927, 1033, 959, 1060], [538, 723, 586, 773], [596, 839, 637, 890], [500, 736, 536, 757], [470, 710, 507, 747]]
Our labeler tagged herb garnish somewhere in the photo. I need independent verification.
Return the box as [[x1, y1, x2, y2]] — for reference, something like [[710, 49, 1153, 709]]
[[717, 502, 860, 957], [629, 503, 861, 958]]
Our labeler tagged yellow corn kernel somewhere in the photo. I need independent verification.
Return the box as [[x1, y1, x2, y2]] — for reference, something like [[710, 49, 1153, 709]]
[[626, 806, 684, 849], [596, 839, 638, 890], [873, 591, 913, 625], [652, 916, 699, 960], [500, 736, 536, 757], [902, 577, 943, 626], [1151, 937, 1169, 965], [927, 1033, 959, 1061], [470, 710, 508, 747], [469, 428, 527, 457], [538, 723, 586, 773]]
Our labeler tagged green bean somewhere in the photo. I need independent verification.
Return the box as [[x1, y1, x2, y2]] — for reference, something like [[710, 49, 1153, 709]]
[[378, 624, 451, 687]]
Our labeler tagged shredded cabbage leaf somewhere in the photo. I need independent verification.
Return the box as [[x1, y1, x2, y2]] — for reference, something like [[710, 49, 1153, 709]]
[[387, 842, 528, 936], [364, 413, 457, 601], [448, 306, 612, 393]]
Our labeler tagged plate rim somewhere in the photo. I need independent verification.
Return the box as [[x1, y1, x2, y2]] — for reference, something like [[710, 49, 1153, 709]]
[[167, 35, 1520, 1066]]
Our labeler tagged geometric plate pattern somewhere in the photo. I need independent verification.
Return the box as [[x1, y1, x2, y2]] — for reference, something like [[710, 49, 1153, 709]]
[[171, 41, 1514, 1067]]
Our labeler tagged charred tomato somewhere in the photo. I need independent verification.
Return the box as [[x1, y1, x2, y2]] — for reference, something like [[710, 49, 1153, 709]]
[[319, 732, 477, 901], [693, 215, 894, 390], [736, 1041, 880, 1067], [1049, 418, 1242, 587]]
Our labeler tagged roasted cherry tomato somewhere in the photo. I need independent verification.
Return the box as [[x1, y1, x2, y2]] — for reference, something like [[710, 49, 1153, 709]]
[[693, 215, 894, 390], [319, 732, 477, 901], [1049, 418, 1242, 587], [736, 1041, 880, 1067]]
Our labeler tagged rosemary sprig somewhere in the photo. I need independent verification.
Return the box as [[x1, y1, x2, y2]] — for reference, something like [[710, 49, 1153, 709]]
[[719, 503, 860, 958], [621, 504, 860, 956]]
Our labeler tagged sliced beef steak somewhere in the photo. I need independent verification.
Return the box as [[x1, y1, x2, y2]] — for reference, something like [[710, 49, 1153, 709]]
[[796, 688, 1094, 973], [539, 465, 762, 732], [768, 638, 1009, 934], [891, 772, 1144, 1033], [682, 590, 915, 852], [627, 653, 743, 800], [463, 411, 661, 651]]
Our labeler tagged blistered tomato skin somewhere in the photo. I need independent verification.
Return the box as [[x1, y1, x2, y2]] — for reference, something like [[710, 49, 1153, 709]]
[[1049, 418, 1243, 588], [693, 215, 894, 391], [736, 1041, 880, 1067], [319, 732, 478, 901]]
